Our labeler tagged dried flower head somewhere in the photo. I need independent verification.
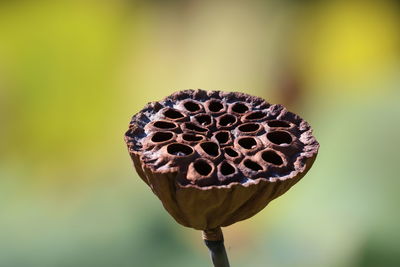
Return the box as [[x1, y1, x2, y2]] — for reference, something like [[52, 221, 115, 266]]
[[125, 89, 319, 231]]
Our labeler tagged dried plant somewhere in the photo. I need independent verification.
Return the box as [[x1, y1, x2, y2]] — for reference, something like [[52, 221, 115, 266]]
[[125, 89, 319, 267]]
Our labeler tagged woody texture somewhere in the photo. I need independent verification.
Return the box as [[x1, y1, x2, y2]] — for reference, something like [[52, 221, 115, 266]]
[[124, 89, 319, 267]]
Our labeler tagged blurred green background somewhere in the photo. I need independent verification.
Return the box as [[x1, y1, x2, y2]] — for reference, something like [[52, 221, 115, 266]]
[[1, 0, 399, 266]]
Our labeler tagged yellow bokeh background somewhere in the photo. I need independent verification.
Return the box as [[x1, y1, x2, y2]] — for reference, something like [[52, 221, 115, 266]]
[[1, 0, 399, 266]]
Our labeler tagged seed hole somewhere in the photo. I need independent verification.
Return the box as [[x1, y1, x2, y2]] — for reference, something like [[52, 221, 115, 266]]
[[244, 159, 262, 171], [164, 108, 184, 119], [154, 121, 176, 129], [184, 122, 208, 133], [224, 147, 239, 158], [232, 102, 249, 113], [261, 150, 283, 165], [194, 114, 212, 126], [194, 160, 212, 176], [215, 131, 229, 144], [267, 120, 290, 128], [167, 143, 193, 156], [238, 137, 257, 150], [238, 123, 260, 132], [151, 132, 173, 143], [267, 131, 292, 145], [184, 101, 201, 112], [245, 111, 267, 120], [220, 162, 235, 176], [208, 100, 224, 112], [182, 134, 203, 142], [200, 142, 220, 157], [219, 114, 236, 127]]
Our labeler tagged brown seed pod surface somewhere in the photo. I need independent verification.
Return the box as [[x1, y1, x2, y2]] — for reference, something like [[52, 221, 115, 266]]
[[125, 89, 319, 230]]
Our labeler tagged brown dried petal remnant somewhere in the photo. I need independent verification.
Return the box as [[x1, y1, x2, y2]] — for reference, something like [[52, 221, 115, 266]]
[[125, 89, 319, 230]]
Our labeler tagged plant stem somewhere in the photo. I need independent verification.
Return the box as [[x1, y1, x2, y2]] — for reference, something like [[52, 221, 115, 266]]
[[202, 228, 230, 267]]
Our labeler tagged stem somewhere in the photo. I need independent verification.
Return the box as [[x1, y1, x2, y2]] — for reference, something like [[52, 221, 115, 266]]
[[202, 228, 230, 267]]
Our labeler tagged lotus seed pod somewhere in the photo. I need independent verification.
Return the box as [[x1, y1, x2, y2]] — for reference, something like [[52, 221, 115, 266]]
[[124, 89, 319, 230]]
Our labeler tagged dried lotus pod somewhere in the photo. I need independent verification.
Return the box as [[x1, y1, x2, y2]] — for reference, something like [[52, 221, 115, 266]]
[[124, 89, 319, 267]]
